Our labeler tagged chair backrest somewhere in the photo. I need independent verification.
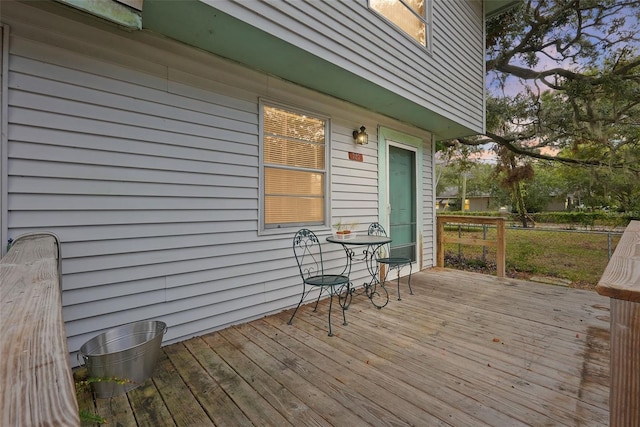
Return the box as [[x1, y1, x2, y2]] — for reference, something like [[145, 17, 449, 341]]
[[368, 222, 390, 257], [293, 229, 324, 279], [368, 222, 387, 237]]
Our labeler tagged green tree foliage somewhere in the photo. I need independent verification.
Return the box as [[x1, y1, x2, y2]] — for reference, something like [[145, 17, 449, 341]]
[[522, 162, 567, 212], [441, 0, 640, 215], [493, 146, 535, 226], [557, 150, 640, 212], [437, 160, 502, 206], [485, 0, 640, 167]]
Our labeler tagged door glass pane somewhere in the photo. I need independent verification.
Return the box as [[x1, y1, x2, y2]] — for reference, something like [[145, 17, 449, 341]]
[[389, 145, 416, 261]]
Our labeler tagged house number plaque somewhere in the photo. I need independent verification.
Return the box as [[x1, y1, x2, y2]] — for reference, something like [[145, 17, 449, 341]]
[[348, 152, 363, 162]]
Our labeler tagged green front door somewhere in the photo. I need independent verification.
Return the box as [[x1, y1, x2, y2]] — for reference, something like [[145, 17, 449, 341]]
[[388, 144, 416, 261]]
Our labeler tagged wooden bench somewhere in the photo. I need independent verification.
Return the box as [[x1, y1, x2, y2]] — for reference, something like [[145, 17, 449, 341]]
[[0, 233, 80, 426], [596, 220, 640, 427]]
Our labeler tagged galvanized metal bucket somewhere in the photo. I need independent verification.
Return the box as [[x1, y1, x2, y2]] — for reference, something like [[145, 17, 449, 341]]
[[79, 320, 167, 399]]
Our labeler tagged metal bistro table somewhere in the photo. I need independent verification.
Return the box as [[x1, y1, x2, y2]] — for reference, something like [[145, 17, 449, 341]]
[[326, 234, 392, 308]]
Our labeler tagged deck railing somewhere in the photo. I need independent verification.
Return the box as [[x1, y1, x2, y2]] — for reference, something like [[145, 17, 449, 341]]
[[596, 220, 640, 427], [0, 233, 80, 426], [436, 215, 506, 277]]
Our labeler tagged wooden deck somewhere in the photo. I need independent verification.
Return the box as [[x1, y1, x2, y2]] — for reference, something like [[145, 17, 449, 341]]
[[77, 269, 611, 426]]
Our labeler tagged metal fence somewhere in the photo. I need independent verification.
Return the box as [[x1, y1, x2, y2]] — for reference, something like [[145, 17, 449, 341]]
[[446, 223, 622, 260]]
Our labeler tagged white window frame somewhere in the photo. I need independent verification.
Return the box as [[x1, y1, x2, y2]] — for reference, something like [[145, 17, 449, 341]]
[[258, 99, 331, 235], [369, 0, 433, 52]]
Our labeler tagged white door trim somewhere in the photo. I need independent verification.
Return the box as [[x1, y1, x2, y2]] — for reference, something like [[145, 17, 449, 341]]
[[377, 126, 423, 272]]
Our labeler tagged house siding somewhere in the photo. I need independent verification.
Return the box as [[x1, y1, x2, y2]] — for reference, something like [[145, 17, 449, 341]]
[[210, 0, 485, 135], [2, 1, 433, 365]]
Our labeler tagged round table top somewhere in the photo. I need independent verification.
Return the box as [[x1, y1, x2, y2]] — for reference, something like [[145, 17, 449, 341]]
[[326, 234, 391, 245]]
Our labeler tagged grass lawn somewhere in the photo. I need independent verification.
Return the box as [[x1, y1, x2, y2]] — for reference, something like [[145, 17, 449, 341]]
[[442, 226, 622, 290]]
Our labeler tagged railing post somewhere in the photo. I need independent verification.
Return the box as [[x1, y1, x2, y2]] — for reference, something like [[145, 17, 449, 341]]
[[436, 216, 445, 268], [596, 221, 640, 427], [436, 215, 506, 277], [496, 218, 505, 277], [482, 225, 487, 263]]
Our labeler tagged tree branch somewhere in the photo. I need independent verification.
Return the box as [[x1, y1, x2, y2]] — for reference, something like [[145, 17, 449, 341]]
[[448, 132, 635, 169]]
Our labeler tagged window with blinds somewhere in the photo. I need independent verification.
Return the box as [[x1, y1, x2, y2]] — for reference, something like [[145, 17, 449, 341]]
[[262, 104, 327, 228], [370, 0, 430, 48]]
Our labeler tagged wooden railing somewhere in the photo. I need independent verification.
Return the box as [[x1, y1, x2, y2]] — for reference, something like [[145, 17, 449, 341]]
[[596, 220, 640, 427], [436, 215, 506, 277], [0, 233, 80, 426]]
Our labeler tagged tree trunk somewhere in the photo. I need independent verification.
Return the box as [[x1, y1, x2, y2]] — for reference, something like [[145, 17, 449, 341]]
[[514, 182, 529, 227]]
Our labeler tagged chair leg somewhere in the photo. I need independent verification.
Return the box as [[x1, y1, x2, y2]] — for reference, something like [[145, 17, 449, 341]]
[[327, 291, 334, 337], [339, 283, 351, 326], [313, 287, 323, 312], [288, 284, 307, 325], [396, 264, 413, 300]]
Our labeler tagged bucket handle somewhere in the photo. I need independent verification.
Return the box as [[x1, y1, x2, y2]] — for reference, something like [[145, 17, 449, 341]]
[[77, 351, 89, 367], [162, 324, 169, 336]]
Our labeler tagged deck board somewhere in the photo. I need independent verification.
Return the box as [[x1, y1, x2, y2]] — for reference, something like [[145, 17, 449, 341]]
[[255, 317, 443, 426], [128, 377, 175, 427], [164, 341, 253, 426], [77, 269, 610, 426], [200, 332, 329, 426]]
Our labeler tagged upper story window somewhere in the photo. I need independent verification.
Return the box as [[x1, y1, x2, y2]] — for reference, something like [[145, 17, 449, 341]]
[[370, 0, 431, 48], [260, 101, 329, 231]]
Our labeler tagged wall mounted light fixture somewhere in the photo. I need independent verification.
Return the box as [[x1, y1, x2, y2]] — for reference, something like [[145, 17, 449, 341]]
[[352, 126, 368, 145]]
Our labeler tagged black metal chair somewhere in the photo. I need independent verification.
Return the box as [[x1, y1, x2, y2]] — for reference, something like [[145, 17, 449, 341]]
[[288, 229, 352, 336], [368, 222, 413, 300]]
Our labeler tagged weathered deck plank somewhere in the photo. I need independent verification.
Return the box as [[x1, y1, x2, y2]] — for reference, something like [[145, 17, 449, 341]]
[[269, 311, 520, 426], [181, 337, 285, 426], [95, 393, 136, 426], [78, 269, 610, 426], [0, 233, 79, 427], [200, 332, 330, 426], [254, 317, 445, 426], [339, 278, 609, 425], [153, 351, 215, 426], [263, 314, 544, 425], [219, 325, 370, 426], [128, 377, 176, 427]]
